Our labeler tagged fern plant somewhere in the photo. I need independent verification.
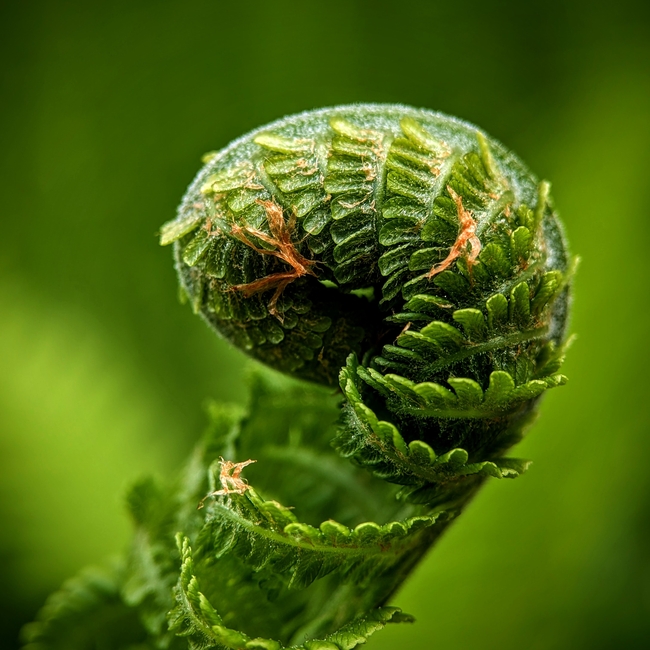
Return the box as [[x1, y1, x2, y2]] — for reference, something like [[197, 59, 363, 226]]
[[23, 104, 574, 650]]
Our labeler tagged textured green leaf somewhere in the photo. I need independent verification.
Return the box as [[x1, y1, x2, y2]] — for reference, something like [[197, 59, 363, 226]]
[[448, 377, 483, 408], [182, 229, 212, 266], [532, 270, 564, 314], [486, 293, 508, 330], [483, 371, 516, 408], [255, 133, 313, 154], [160, 213, 203, 246], [510, 225, 532, 261], [432, 271, 471, 300], [21, 562, 147, 650], [480, 242, 510, 277], [453, 308, 487, 341], [419, 321, 466, 350], [509, 282, 531, 325]]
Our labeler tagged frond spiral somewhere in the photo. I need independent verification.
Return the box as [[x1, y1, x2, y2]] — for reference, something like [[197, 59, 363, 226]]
[[25, 105, 573, 650]]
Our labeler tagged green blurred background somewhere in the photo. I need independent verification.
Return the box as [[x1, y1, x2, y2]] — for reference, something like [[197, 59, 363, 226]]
[[1, 0, 649, 647]]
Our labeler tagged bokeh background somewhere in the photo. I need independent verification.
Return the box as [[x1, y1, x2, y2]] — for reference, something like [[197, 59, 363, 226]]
[[1, 1, 649, 648]]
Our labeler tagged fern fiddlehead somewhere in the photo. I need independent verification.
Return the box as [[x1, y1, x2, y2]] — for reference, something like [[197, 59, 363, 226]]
[[24, 105, 573, 650]]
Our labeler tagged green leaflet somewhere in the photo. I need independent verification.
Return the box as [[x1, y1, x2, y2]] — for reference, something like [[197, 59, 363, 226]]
[[359, 364, 566, 419], [254, 132, 330, 228], [171, 536, 413, 650], [323, 117, 387, 286], [334, 356, 533, 500], [373, 266, 571, 383], [21, 562, 151, 650], [197, 486, 447, 590], [160, 213, 203, 246]]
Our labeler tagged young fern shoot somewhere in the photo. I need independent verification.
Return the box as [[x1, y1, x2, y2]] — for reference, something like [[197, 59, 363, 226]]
[[24, 104, 574, 650]]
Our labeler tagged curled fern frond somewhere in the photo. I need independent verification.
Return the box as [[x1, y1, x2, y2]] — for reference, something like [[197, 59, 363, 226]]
[[26, 105, 573, 649], [162, 106, 571, 392]]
